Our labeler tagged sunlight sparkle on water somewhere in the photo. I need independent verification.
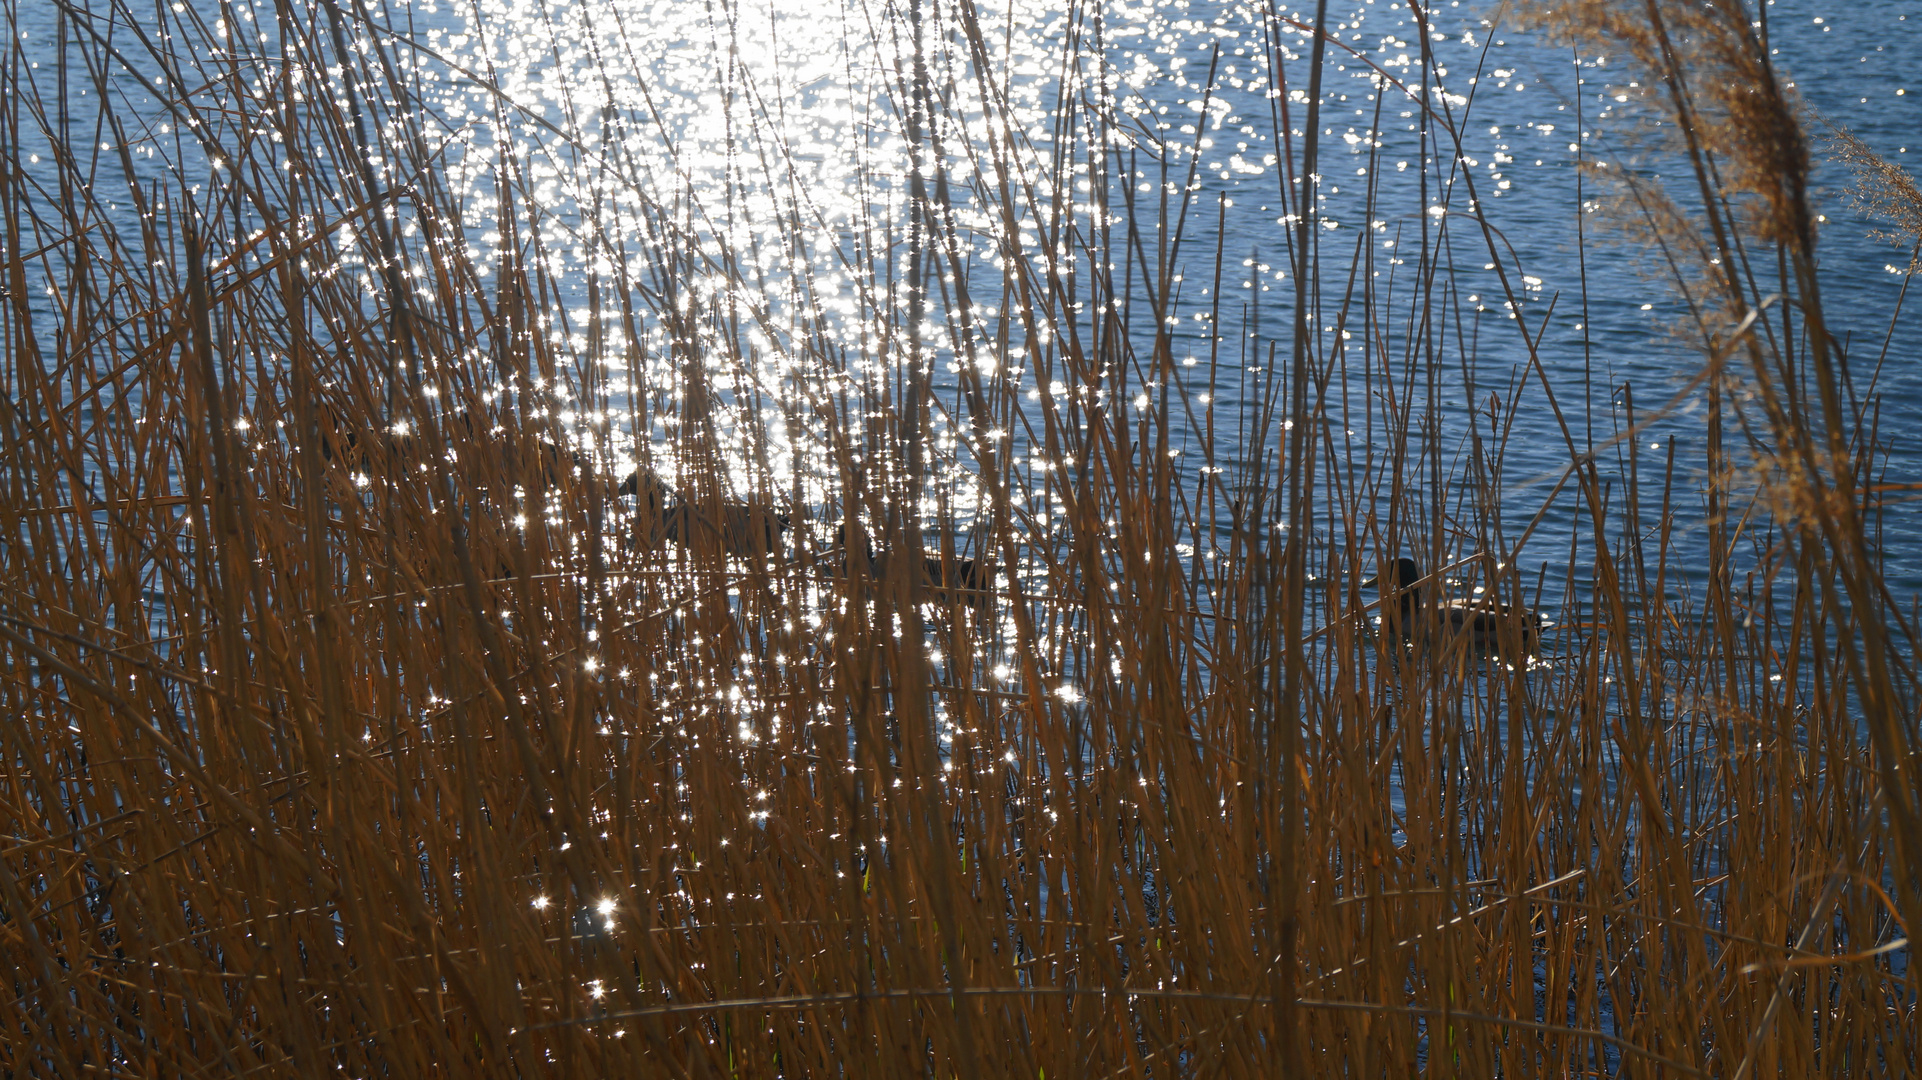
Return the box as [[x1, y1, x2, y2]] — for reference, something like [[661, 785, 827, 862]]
[[412, 0, 1550, 514]]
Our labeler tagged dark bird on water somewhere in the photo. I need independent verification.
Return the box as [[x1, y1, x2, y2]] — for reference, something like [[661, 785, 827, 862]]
[[1363, 557, 1540, 656], [616, 467, 670, 508], [658, 501, 790, 558], [618, 469, 790, 559], [832, 523, 995, 621]]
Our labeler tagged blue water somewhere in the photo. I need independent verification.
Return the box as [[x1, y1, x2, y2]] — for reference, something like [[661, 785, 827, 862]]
[[7, 0, 1912, 1048], [1022, 0, 1922, 596], [423, 0, 1922, 592], [10, 0, 1921, 591]]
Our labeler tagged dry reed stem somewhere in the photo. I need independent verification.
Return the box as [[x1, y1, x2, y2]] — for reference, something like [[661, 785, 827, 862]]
[[0, 0, 1913, 1074]]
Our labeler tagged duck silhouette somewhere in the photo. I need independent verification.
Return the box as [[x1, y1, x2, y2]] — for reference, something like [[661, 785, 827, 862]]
[[1363, 557, 1540, 656], [831, 522, 995, 621], [617, 470, 789, 559], [660, 501, 789, 558]]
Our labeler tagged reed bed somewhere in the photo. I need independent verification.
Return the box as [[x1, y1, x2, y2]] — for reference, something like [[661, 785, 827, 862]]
[[0, 0, 1915, 1074]]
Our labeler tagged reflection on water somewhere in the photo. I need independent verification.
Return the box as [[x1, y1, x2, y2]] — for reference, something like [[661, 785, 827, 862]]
[[407, 0, 1922, 579], [3, 0, 1916, 1063]]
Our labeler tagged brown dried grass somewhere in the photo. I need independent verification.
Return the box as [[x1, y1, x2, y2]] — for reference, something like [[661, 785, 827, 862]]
[[0, 0, 1914, 1074]]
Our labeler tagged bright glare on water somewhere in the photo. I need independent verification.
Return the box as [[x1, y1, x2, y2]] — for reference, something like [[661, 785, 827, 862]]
[[14, 0, 1913, 572], [8, 0, 1917, 565], [2, 0, 1918, 1038], [382, 0, 1922, 581]]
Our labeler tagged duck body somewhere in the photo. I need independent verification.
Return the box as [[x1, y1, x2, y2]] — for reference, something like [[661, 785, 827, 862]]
[[618, 471, 790, 558], [831, 524, 995, 620], [875, 552, 995, 621], [659, 501, 790, 559], [1366, 557, 1540, 656]]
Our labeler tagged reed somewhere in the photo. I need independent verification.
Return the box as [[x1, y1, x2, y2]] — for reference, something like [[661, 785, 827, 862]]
[[0, 0, 1914, 1074]]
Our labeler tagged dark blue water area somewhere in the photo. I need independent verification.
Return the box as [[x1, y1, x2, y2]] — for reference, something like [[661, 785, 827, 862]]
[[11, 0, 1921, 665], [15, 0, 1918, 550], [1054, 0, 1922, 597], [9, 3, 1911, 1049]]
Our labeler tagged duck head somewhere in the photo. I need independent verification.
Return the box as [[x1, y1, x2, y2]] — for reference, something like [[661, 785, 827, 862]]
[[1363, 557, 1425, 613]]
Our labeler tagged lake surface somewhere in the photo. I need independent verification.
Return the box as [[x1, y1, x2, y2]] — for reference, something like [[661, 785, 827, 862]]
[[13, 0, 1921, 593], [411, 0, 1922, 586]]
